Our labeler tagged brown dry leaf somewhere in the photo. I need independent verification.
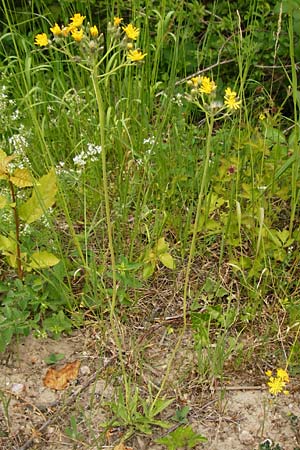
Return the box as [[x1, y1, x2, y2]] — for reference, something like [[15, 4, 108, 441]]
[[43, 360, 81, 390]]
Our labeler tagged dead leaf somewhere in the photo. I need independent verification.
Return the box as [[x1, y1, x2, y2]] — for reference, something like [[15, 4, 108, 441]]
[[43, 360, 81, 390]]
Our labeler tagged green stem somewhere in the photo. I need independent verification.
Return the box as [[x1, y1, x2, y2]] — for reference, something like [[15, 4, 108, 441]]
[[91, 65, 129, 401], [9, 180, 23, 280]]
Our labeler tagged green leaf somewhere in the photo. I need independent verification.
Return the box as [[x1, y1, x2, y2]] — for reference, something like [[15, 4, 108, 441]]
[[0, 235, 15, 253], [158, 252, 175, 269], [44, 353, 65, 365], [0, 195, 7, 209], [19, 168, 57, 224], [143, 262, 155, 279], [264, 126, 286, 144], [0, 326, 13, 353], [156, 425, 207, 449], [149, 397, 175, 417], [29, 251, 60, 269], [156, 237, 169, 254]]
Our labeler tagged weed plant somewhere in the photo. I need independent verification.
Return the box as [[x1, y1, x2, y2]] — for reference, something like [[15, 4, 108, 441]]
[[0, 0, 300, 447]]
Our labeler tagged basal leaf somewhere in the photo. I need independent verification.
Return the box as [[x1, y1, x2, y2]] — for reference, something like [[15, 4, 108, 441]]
[[19, 168, 57, 224], [143, 261, 155, 279], [156, 237, 169, 254], [10, 168, 33, 188], [158, 252, 175, 269]]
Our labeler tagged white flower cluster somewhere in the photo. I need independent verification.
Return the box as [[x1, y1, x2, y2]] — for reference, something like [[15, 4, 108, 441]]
[[73, 143, 102, 172]]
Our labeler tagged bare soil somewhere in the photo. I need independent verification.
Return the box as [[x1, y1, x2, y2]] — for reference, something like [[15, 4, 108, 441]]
[[1, 328, 300, 450]]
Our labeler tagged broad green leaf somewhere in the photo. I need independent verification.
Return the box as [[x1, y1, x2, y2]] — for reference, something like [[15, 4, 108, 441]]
[[0, 234, 16, 253], [29, 251, 60, 269], [10, 168, 33, 188], [143, 262, 155, 279], [0, 195, 7, 208], [264, 126, 286, 144], [158, 252, 175, 269], [19, 168, 57, 224], [156, 237, 169, 254]]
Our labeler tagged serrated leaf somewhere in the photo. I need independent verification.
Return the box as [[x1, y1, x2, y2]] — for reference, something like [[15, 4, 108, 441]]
[[0, 195, 7, 208], [19, 168, 57, 224], [10, 168, 33, 188], [158, 252, 175, 269], [29, 251, 60, 269]]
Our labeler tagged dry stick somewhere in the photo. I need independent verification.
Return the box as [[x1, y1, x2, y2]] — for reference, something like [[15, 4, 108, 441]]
[[16, 356, 116, 450]]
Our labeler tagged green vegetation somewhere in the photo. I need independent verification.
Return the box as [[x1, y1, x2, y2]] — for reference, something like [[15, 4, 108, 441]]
[[0, 0, 300, 448]]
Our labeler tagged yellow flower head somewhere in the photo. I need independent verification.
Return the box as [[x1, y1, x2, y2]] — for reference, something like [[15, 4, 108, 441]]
[[190, 76, 202, 87], [276, 368, 289, 383], [123, 23, 140, 40], [266, 367, 290, 396], [50, 23, 62, 37], [35, 33, 49, 47], [259, 113, 266, 121], [71, 28, 84, 42], [199, 76, 217, 95], [224, 87, 241, 110], [127, 49, 147, 62], [89, 25, 99, 38], [69, 13, 86, 28], [267, 376, 286, 395], [114, 17, 123, 27]]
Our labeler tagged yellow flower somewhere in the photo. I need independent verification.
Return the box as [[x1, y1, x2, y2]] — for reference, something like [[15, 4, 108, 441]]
[[267, 376, 286, 395], [188, 77, 202, 87], [276, 368, 289, 383], [259, 113, 266, 121], [34, 33, 49, 47], [224, 87, 241, 110], [114, 17, 123, 27], [90, 25, 99, 38], [199, 76, 217, 95], [123, 23, 140, 40], [71, 28, 84, 42], [127, 49, 147, 62], [50, 23, 61, 37], [266, 367, 290, 396], [69, 13, 86, 28]]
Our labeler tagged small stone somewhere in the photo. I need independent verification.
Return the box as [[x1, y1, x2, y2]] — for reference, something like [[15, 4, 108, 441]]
[[80, 365, 91, 375], [239, 430, 254, 445], [11, 383, 25, 394]]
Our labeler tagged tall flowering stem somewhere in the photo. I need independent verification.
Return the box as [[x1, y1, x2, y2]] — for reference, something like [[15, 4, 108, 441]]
[[91, 66, 130, 403], [91, 67, 117, 316]]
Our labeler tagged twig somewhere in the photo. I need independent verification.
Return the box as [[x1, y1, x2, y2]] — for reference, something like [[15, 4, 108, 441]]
[[16, 356, 116, 450]]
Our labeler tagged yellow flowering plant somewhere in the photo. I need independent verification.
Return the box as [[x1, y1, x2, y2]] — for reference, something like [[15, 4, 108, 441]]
[[266, 368, 290, 395], [33, 12, 147, 412]]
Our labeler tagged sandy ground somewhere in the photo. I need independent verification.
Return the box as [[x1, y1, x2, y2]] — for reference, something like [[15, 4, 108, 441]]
[[1, 331, 299, 450]]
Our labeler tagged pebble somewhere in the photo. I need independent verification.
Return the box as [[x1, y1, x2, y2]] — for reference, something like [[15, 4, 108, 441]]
[[239, 429, 254, 445]]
